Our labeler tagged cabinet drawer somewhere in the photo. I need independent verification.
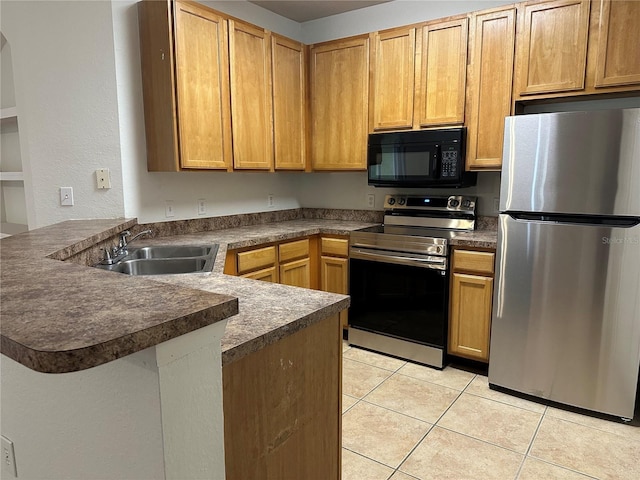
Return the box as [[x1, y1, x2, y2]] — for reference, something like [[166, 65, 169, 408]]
[[237, 246, 277, 274], [321, 237, 349, 257], [279, 238, 310, 263], [452, 249, 495, 275]]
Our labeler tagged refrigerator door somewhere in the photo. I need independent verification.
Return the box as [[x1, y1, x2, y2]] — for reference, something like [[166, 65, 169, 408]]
[[489, 214, 640, 418], [501, 108, 640, 217]]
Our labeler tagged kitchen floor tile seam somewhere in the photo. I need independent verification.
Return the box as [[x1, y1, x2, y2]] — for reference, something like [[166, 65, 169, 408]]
[[341, 445, 411, 478], [429, 423, 530, 458], [342, 394, 362, 415], [459, 386, 550, 414], [542, 410, 640, 443], [393, 370, 476, 393], [517, 456, 602, 480], [342, 354, 408, 373], [513, 408, 548, 480], [395, 366, 478, 391], [351, 396, 438, 429], [393, 427, 435, 478]]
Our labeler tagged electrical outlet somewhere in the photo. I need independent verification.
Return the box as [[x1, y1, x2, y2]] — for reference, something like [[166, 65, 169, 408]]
[[96, 168, 111, 189], [366, 194, 375, 208], [493, 197, 501, 213], [267, 194, 274, 207], [1, 435, 17, 477], [60, 187, 74, 206], [165, 200, 175, 218], [197, 199, 206, 215]]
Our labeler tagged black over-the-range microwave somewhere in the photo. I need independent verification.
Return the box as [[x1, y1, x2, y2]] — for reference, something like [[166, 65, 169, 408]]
[[367, 128, 477, 188]]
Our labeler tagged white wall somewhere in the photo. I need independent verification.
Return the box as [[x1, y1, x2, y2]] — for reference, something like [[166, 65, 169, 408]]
[[1, 0, 125, 228], [301, 0, 514, 44]]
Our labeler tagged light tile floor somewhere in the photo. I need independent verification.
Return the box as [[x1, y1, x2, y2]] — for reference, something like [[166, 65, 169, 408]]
[[341, 341, 640, 480]]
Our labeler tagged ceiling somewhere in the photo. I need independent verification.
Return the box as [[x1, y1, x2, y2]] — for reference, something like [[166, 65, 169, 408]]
[[249, 1, 392, 23]]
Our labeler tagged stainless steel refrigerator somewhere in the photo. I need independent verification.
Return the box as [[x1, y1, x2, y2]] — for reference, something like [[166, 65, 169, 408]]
[[489, 108, 640, 420]]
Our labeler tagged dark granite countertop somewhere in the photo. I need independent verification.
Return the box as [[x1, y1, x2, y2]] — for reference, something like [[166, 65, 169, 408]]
[[0, 219, 238, 373], [0, 215, 497, 373]]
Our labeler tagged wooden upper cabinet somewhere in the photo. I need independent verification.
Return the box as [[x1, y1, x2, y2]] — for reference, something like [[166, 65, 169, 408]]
[[415, 17, 468, 127], [515, 0, 591, 96], [465, 6, 516, 170], [271, 34, 307, 170], [139, 0, 232, 171], [369, 26, 416, 131], [229, 19, 274, 170], [310, 36, 369, 170], [592, 0, 640, 88]]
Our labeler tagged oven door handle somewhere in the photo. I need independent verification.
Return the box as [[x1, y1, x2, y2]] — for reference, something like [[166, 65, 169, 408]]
[[350, 247, 447, 271]]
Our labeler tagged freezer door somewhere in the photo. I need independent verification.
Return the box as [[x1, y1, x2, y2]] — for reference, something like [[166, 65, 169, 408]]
[[489, 214, 640, 418], [501, 108, 640, 216]]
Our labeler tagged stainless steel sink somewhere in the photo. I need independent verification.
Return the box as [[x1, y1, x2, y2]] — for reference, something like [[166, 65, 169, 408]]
[[125, 245, 214, 260], [95, 244, 218, 275]]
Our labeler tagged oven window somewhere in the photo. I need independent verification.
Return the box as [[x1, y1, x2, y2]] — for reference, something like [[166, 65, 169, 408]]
[[349, 258, 448, 348]]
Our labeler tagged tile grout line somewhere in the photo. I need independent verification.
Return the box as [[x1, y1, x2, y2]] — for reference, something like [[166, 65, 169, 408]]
[[513, 405, 547, 479]]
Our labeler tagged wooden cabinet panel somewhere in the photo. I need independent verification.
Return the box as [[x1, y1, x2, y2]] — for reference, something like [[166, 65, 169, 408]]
[[229, 19, 274, 170], [241, 266, 278, 282], [452, 249, 495, 275], [139, 0, 232, 171], [369, 27, 416, 131], [415, 18, 468, 127], [516, 0, 591, 96], [310, 36, 369, 170], [236, 246, 277, 274], [466, 7, 516, 170], [449, 273, 494, 362], [280, 258, 311, 288], [320, 256, 348, 295], [320, 237, 349, 257], [272, 34, 307, 170], [593, 0, 640, 88], [279, 238, 310, 263], [223, 313, 341, 480]]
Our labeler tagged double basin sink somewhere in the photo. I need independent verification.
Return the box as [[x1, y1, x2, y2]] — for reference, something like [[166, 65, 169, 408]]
[[96, 244, 218, 276]]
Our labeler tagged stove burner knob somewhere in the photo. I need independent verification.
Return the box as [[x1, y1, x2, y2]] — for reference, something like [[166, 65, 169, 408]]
[[449, 199, 460, 208], [462, 200, 471, 208], [388, 197, 396, 205], [398, 198, 406, 205], [437, 246, 443, 254]]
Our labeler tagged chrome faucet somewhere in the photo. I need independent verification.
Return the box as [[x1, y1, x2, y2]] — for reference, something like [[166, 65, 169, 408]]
[[99, 229, 153, 265]]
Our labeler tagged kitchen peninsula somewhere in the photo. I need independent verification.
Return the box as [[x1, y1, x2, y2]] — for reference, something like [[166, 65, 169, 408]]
[[0, 211, 496, 479]]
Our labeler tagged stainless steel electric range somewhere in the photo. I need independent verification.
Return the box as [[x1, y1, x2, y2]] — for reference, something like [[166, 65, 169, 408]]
[[348, 194, 477, 369]]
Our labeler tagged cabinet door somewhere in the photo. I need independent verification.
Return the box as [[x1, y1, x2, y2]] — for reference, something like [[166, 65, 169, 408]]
[[516, 0, 590, 96], [448, 272, 493, 362], [241, 266, 278, 283], [415, 18, 468, 127], [272, 34, 307, 170], [229, 20, 274, 170], [174, 1, 232, 169], [593, 0, 640, 88], [280, 258, 311, 289], [466, 7, 516, 170], [320, 256, 348, 294], [310, 36, 369, 170], [369, 27, 416, 131]]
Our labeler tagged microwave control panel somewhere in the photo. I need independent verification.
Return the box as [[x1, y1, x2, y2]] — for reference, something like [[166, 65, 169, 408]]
[[440, 146, 459, 178]]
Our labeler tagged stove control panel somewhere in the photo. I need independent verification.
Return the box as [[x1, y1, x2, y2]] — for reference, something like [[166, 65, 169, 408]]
[[384, 195, 476, 214]]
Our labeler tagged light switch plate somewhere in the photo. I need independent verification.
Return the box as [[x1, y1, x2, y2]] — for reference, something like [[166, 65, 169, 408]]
[[60, 187, 74, 206], [96, 168, 111, 189]]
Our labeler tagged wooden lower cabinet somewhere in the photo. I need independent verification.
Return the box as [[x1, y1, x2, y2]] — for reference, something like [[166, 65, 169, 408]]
[[241, 266, 278, 282], [320, 236, 349, 330], [222, 313, 342, 480], [280, 257, 311, 288], [448, 248, 495, 362]]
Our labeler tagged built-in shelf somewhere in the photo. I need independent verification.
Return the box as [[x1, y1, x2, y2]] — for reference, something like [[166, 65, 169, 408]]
[[0, 171, 24, 181]]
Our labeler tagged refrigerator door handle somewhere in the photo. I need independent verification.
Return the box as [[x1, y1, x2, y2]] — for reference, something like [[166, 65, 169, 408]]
[[508, 212, 640, 228]]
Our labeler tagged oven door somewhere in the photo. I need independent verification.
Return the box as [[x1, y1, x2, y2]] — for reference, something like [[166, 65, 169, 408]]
[[349, 254, 448, 350]]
